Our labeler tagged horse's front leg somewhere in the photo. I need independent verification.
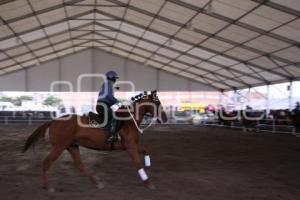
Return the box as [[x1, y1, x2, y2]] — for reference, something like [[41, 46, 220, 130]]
[[126, 143, 156, 190], [138, 145, 151, 173]]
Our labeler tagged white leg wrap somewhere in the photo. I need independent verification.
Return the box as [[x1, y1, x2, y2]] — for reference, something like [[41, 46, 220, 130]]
[[138, 168, 148, 181], [144, 155, 151, 167]]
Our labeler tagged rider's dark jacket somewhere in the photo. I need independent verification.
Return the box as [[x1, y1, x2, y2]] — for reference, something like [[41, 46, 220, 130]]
[[97, 80, 118, 106]]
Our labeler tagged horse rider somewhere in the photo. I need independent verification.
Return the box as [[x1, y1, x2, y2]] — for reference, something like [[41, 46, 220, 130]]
[[294, 102, 300, 113], [96, 70, 120, 142]]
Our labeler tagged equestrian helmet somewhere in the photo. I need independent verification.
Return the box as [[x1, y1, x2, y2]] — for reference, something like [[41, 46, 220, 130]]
[[105, 70, 119, 80]]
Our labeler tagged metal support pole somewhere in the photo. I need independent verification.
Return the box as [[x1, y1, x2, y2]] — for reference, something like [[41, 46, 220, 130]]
[[266, 85, 270, 115], [289, 81, 293, 110], [91, 48, 96, 91], [156, 69, 160, 91], [58, 58, 62, 92], [248, 87, 251, 107], [24, 68, 29, 91], [124, 59, 128, 91], [219, 91, 224, 106], [91, 49, 96, 107], [234, 89, 238, 109]]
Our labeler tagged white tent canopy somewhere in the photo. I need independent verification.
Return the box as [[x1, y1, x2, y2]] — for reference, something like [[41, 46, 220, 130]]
[[0, 0, 299, 91]]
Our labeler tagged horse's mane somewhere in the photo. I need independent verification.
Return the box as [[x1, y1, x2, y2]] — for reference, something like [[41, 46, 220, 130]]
[[131, 90, 156, 103], [112, 92, 154, 118], [130, 91, 152, 103]]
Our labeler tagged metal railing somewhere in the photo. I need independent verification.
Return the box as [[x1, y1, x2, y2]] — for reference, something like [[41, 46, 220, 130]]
[[0, 116, 52, 125], [255, 119, 296, 134], [195, 116, 298, 136], [0, 111, 56, 125]]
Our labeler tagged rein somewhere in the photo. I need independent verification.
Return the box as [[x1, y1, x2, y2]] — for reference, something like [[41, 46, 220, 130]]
[[126, 106, 157, 134], [111, 91, 160, 134]]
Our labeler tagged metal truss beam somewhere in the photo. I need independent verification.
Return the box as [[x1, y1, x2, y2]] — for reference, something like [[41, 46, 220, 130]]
[[100, 2, 293, 80], [95, 9, 290, 81]]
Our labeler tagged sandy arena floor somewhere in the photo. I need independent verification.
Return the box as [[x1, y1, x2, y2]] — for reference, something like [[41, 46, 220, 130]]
[[0, 124, 299, 200]]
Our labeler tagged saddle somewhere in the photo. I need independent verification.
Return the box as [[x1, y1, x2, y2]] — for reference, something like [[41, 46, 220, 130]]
[[87, 112, 123, 133], [87, 112, 109, 128]]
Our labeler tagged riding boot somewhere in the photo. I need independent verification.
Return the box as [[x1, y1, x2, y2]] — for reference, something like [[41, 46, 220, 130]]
[[107, 118, 118, 142]]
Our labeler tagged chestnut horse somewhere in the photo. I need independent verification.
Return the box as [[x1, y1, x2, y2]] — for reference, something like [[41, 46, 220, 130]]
[[22, 91, 167, 190]]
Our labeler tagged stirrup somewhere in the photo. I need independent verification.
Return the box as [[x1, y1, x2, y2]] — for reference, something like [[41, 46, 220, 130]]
[[90, 120, 100, 128], [107, 135, 118, 142]]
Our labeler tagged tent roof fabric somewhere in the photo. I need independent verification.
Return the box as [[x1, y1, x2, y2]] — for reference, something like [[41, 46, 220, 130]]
[[0, 0, 299, 91]]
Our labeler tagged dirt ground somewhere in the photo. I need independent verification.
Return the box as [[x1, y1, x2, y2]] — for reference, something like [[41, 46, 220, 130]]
[[0, 124, 300, 200]]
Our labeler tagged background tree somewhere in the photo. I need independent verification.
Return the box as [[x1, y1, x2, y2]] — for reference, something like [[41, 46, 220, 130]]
[[14, 96, 33, 106], [43, 96, 62, 106], [0, 96, 33, 106], [0, 96, 14, 103]]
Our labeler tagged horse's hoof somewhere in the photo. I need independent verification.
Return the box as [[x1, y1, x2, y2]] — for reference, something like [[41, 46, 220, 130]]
[[97, 183, 105, 189], [145, 181, 156, 190]]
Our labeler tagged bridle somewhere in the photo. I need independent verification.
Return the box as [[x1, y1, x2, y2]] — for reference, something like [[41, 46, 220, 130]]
[[126, 106, 157, 134], [127, 92, 161, 134]]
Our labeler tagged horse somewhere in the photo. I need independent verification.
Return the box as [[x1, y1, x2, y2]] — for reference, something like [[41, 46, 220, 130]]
[[217, 108, 239, 127], [291, 109, 300, 134], [241, 110, 266, 132], [22, 90, 167, 191]]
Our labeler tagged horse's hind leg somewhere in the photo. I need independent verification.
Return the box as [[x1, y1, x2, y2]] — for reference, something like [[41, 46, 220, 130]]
[[42, 146, 64, 190], [67, 146, 102, 188]]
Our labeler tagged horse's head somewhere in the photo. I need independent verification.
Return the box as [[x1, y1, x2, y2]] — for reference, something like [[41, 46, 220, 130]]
[[131, 90, 167, 124]]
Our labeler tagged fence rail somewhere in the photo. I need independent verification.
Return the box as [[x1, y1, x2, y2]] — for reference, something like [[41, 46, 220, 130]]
[[196, 117, 298, 136], [0, 111, 56, 125]]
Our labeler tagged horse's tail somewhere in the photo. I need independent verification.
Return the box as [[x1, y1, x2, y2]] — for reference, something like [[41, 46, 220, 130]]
[[22, 121, 52, 153]]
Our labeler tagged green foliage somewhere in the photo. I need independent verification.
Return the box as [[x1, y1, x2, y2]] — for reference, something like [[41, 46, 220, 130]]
[[14, 96, 33, 106], [0, 96, 14, 103], [43, 96, 62, 106], [0, 95, 33, 106], [18, 96, 33, 101]]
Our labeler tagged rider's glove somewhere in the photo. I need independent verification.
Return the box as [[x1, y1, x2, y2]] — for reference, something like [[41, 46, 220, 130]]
[[111, 103, 122, 112]]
